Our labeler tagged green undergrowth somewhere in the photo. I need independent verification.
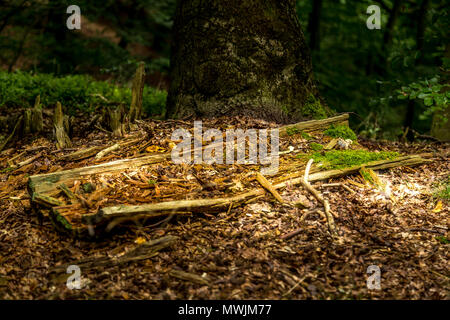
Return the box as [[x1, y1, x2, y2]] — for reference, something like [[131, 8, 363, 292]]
[[324, 124, 357, 141], [298, 149, 400, 170], [309, 142, 324, 151], [0, 70, 167, 116], [433, 176, 450, 202]]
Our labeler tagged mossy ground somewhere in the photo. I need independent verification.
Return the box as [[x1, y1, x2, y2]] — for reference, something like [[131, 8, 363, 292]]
[[299, 149, 400, 170], [433, 176, 450, 202], [309, 142, 323, 151], [324, 124, 357, 141]]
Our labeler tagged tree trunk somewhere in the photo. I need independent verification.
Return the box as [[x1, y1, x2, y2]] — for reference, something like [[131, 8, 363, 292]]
[[166, 0, 329, 123]]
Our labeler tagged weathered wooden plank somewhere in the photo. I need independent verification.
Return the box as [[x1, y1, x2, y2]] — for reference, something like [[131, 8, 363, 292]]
[[278, 114, 349, 137]]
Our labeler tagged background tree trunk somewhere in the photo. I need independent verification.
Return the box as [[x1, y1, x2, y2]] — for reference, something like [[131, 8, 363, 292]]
[[166, 0, 329, 123]]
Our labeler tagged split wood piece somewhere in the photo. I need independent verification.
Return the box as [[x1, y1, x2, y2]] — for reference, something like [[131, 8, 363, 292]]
[[59, 146, 104, 161], [169, 269, 210, 286], [79, 154, 430, 229], [129, 62, 146, 122], [58, 183, 77, 203], [256, 172, 284, 203], [50, 235, 177, 273], [301, 159, 338, 237], [324, 138, 338, 150], [32, 193, 64, 208], [279, 114, 349, 137], [95, 143, 120, 159], [28, 153, 170, 197], [53, 102, 72, 149], [0, 115, 22, 152], [359, 167, 385, 189]]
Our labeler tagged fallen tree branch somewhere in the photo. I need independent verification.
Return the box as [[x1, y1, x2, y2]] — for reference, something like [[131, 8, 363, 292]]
[[95, 143, 120, 159], [301, 159, 338, 237], [49, 235, 178, 273]]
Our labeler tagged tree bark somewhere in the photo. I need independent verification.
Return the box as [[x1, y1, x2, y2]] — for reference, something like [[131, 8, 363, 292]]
[[166, 0, 328, 123]]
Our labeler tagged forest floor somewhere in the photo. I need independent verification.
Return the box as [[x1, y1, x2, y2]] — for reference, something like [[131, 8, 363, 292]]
[[0, 115, 448, 299]]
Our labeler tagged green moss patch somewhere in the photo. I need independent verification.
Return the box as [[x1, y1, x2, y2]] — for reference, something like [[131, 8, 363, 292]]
[[309, 142, 323, 151], [433, 176, 450, 201], [303, 150, 400, 170], [302, 94, 329, 120], [324, 124, 357, 141]]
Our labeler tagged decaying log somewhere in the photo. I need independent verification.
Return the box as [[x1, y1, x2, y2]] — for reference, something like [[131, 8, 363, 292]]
[[80, 154, 430, 229], [53, 102, 72, 149], [128, 62, 146, 122], [279, 114, 349, 137], [49, 235, 177, 273], [32, 193, 64, 208], [28, 153, 170, 197]]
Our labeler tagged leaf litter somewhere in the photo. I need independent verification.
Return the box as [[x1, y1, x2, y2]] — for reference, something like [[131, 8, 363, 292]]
[[0, 116, 448, 299]]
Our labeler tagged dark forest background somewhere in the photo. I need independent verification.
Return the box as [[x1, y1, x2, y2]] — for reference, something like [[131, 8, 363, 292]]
[[0, 0, 448, 139]]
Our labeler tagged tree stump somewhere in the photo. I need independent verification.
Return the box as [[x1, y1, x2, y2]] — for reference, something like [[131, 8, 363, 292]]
[[31, 95, 44, 133], [108, 106, 125, 137], [53, 102, 72, 149], [23, 95, 44, 135], [128, 62, 146, 123]]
